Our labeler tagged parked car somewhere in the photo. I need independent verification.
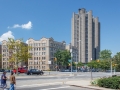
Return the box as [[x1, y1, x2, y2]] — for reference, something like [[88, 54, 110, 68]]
[[5, 70, 10, 72], [27, 69, 44, 75], [12, 67, 27, 74], [0, 69, 5, 72], [60, 69, 70, 72]]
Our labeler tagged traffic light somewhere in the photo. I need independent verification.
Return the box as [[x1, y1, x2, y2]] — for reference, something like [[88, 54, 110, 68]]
[[113, 64, 114, 66], [97, 60, 100, 62], [69, 63, 71, 66], [54, 57, 57, 61], [113, 64, 117, 67]]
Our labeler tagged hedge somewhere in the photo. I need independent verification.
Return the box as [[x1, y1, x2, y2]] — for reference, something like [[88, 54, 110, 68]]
[[97, 76, 120, 89]]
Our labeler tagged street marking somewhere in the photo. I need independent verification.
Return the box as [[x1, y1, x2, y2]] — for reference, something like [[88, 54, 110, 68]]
[[40, 86, 70, 90]]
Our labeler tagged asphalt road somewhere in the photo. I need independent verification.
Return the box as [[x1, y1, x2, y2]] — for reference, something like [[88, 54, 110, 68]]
[[0, 72, 118, 90], [16, 85, 93, 90], [15, 72, 112, 81]]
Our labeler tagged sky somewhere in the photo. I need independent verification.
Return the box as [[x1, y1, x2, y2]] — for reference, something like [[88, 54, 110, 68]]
[[0, 0, 120, 55]]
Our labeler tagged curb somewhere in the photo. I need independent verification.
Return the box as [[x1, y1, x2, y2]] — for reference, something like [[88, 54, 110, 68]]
[[69, 85, 102, 90], [66, 84, 112, 90]]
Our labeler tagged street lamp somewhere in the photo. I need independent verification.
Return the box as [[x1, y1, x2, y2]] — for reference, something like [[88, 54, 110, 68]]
[[91, 58, 93, 81], [76, 40, 81, 73], [70, 49, 73, 75], [111, 58, 113, 76], [114, 64, 117, 75], [76, 54, 77, 73]]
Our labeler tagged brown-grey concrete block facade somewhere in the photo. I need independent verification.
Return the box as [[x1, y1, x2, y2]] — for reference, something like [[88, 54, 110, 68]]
[[28, 37, 66, 71], [71, 8, 100, 63]]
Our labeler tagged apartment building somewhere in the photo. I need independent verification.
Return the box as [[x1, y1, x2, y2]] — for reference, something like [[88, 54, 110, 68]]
[[71, 8, 100, 63], [28, 37, 66, 70], [0, 45, 2, 68], [66, 43, 78, 63], [2, 40, 27, 69]]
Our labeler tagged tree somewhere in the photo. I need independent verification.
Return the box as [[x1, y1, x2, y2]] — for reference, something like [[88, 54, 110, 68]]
[[7, 38, 32, 74], [98, 60, 110, 71], [87, 60, 99, 69], [100, 49, 112, 60], [77, 62, 83, 67], [54, 50, 71, 69], [112, 52, 120, 71]]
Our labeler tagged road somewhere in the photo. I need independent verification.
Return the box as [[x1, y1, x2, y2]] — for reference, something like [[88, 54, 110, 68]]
[[0, 72, 118, 90], [16, 85, 93, 90]]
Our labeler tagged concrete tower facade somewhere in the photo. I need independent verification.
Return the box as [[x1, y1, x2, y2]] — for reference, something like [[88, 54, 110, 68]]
[[71, 8, 100, 63]]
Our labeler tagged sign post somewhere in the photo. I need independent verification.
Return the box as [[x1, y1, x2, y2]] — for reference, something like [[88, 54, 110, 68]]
[[48, 61, 51, 75]]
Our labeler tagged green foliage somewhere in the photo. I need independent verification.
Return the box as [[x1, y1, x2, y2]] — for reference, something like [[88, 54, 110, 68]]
[[97, 76, 120, 89], [100, 49, 112, 60], [77, 62, 83, 67], [87, 60, 110, 71], [91, 79, 99, 86], [87, 60, 99, 69], [72, 62, 76, 66], [98, 60, 110, 70], [7, 38, 32, 69], [54, 50, 71, 66], [113, 52, 120, 71]]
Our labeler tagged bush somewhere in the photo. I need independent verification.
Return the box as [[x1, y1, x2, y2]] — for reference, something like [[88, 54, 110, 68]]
[[97, 76, 120, 89], [91, 79, 99, 86]]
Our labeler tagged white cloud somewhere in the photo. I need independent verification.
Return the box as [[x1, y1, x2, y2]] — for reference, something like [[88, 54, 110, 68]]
[[21, 21, 32, 29], [0, 31, 15, 42], [9, 21, 32, 30], [13, 24, 21, 28], [26, 40, 28, 44]]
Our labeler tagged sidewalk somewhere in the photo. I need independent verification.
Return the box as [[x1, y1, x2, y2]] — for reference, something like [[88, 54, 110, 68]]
[[65, 80, 113, 90]]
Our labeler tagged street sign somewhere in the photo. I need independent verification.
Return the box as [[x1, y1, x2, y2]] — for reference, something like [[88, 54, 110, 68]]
[[48, 61, 51, 64], [70, 49, 72, 53], [68, 59, 71, 62], [75, 62, 78, 64]]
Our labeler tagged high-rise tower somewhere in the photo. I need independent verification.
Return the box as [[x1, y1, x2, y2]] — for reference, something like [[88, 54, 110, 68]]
[[71, 8, 100, 63]]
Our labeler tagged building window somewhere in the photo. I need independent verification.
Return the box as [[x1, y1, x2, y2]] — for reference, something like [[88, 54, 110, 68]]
[[42, 47, 46, 51], [39, 48, 41, 51], [29, 58, 32, 60], [42, 57, 46, 60], [39, 52, 41, 55]]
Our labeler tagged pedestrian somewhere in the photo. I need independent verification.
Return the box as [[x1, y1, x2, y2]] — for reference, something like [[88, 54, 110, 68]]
[[1, 71, 7, 89], [9, 71, 16, 90]]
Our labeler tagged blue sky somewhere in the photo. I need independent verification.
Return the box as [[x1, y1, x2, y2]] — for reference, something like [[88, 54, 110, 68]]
[[0, 0, 120, 55]]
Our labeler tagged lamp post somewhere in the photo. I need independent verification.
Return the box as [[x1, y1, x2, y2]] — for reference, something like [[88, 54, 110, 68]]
[[76, 54, 77, 73], [70, 49, 73, 75], [76, 40, 81, 73], [55, 57, 57, 72], [111, 52, 114, 76], [114, 65, 115, 75], [91, 58, 93, 81], [111, 59, 112, 76]]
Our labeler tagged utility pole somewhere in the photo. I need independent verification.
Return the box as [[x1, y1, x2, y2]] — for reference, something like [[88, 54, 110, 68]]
[[70, 49, 73, 75], [91, 58, 93, 81]]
